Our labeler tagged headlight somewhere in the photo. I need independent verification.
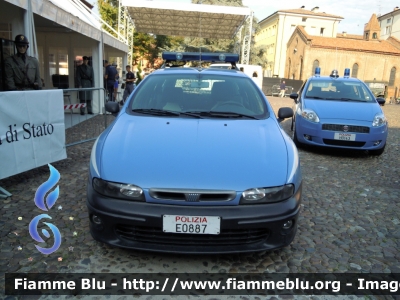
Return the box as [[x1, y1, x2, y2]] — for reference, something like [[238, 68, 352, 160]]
[[372, 113, 387, 127], [93, 178, 145, 201], [240, 184, 294, 204], [301, 109, 320, 123]]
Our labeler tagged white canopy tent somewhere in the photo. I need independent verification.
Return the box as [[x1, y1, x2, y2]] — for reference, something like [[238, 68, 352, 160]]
[[1, 0, 130, 113], [121, 0, 251, 39], [3, 0, 129, 53]]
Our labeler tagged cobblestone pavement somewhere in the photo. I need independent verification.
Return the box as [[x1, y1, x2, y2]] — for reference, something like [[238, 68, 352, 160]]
[[1, 97, 399, 300]]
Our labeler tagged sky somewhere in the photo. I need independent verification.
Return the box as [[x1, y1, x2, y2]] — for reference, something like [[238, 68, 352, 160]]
[[92, 0, 399, 35]]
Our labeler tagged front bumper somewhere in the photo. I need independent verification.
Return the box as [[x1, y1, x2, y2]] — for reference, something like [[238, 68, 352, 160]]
[[87, 182, 302, 254], [296, 118, 388, 150]]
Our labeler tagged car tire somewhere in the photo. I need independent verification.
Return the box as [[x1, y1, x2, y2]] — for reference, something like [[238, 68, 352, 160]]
[[369, 144, 385, 156], [292, 123, 302, 148]]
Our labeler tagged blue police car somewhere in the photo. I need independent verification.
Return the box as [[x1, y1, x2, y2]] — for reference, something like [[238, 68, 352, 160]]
[[291, 68, 388, 155], [87, 52, 303, 254]]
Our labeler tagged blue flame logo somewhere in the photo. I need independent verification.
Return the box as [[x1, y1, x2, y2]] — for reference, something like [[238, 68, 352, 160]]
[[29, 164, 62, 254]]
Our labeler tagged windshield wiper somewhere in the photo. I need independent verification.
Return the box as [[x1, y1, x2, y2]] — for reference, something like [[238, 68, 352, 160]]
[[338, 98, 362, 102], [178, 111, 204, 118], [132, 109, 203, 118], [306, 96, 326, 99], [185, 111, 259, 120], [331, 97, 364, 102], [132, 108, 180, 116]]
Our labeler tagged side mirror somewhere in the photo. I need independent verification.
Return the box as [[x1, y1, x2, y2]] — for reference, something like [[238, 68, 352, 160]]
[[289, 93, 299, 103], [376, 97, 385, 106], [105, 101, 120, 115], [277, 107, 294, 122]]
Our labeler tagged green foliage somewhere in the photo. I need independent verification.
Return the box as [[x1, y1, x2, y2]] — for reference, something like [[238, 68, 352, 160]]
[[248, 17, 268, 66], [136, 63, 143, 85], [97, 0, 118, 36], [132, 32, 156, 65], [156, 35, 186, 52]]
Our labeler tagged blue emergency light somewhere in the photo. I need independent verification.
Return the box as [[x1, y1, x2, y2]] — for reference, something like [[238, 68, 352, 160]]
[[344, 68, 350, 77], [314, 67, 321, 77], [162, 52, 239, 63]]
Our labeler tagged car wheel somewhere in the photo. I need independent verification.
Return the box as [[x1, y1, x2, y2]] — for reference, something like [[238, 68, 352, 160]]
[[369, 144, 385, 156]]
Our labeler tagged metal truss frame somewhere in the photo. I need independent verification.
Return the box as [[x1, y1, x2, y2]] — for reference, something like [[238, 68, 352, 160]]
[[241, 11, 254, 65], [118, 1, 135, 66]]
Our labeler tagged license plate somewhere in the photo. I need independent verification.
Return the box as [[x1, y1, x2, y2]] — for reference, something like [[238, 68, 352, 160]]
[[334, 132, 356, 141], [163, 215, 220, 235]]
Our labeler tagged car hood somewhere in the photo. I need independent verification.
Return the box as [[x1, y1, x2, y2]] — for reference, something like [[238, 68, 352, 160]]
[[304, 99, 379, 121], [99, 115, 289, 191]]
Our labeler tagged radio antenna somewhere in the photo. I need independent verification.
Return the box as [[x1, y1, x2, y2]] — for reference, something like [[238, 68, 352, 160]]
[[198, 0, 202, 67], [335, 47, 338, 71]]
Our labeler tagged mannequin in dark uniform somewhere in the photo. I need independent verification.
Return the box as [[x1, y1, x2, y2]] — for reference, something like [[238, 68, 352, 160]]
[[77, 56, 94, 115], [4, 34, 42, 91]]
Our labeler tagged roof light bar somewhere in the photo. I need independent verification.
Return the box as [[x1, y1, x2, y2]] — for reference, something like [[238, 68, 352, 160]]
[[314, 67, 321, 77], [162, 52, 239, 63], [344, 68, 350, 78]]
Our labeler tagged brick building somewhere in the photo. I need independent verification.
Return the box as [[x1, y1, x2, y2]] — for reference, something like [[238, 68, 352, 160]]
[[255, 6, 342, 78], [286, 14, 400, 99], [378, 6, 400, 40]]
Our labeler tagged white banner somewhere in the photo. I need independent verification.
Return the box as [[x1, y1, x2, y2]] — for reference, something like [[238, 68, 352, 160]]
[[0, 90, 67, 180]]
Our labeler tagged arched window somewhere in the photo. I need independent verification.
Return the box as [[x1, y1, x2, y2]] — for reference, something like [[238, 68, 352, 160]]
[[389, 67, 396, 86], [372, 32, 377, 39], [352, 63, 359, 78], [312, 60, 319, 73]]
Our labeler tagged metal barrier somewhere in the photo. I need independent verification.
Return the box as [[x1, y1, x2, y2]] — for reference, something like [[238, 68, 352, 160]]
[[61, 87, 114, 147]]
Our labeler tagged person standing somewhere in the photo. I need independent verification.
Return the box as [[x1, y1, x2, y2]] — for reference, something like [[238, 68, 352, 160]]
[[113, 63, 120, 102], [4, 34, 42, 91], [279, 80, 286, 98], [76, 56, 94, 115], [104, 61, 118, 102], [122, 65, 136, 104]]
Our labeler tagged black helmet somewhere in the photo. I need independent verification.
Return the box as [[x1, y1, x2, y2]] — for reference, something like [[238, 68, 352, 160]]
[[14, 34, 29, 45]]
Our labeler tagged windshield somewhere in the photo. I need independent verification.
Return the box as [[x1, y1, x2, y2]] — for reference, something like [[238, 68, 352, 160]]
[[305, 79, 375, 102], [129, 73, 267, 118]]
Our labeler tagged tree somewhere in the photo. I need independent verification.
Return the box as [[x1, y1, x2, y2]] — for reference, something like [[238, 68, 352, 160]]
[[132, 32, 156, 66], [136, 63, 143, 85], [247, 17, 268, 66], [97, 0, 119, 37], [156, 35, 185, 51]]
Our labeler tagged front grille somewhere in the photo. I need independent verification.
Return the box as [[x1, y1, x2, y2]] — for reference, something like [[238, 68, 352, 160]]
[[149, 189, 236, 202], [323, 139, 366, 147], [115, 225, 269, 246], [322, 124, 370, 133]]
